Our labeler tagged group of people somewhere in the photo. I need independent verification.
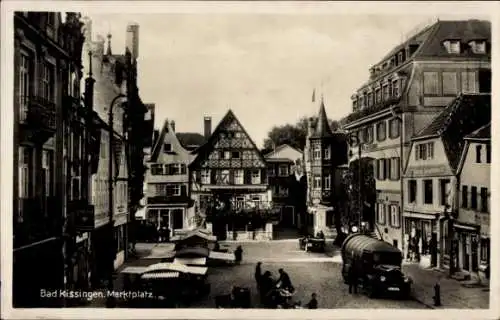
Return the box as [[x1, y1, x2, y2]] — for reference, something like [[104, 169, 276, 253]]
[[254, 262, 317, 309]]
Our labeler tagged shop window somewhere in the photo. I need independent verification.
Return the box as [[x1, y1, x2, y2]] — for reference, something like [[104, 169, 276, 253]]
[[480, 238, 490, 263]]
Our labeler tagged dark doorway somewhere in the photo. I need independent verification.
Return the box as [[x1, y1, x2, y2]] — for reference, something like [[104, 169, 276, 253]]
[[172, 209, 183, 230], [479, 69, 491, 93], [281, 206, 295, 227]]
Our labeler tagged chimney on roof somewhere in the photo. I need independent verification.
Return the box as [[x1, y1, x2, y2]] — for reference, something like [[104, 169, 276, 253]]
[[126, 23, 139, 59], [204, 116, 212, 139], [170, 120, 175, 132]]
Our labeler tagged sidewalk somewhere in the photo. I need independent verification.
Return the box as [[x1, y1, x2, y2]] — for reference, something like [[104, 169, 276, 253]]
[[403, 263, 490, 309]]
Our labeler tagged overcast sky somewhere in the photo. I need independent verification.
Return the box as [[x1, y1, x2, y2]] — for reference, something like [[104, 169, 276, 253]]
[[84, 11, 489, 148]]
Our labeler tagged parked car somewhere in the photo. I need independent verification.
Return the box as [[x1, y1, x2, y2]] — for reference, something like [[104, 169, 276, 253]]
[[341, 234, 412, 298]]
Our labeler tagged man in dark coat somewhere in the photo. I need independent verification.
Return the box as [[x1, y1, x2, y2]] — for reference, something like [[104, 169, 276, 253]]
[[255, 262, 262, 290], [234, 246, 243, 264], [348, 266, 358, 294], [306, 293, 318, 309], [259, 271, 274, 305], [276, 268, 293, 292]]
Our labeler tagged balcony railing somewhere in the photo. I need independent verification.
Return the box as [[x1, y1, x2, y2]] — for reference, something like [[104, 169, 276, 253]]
[[26, 96, 57, 131], [14, 197, 61, 249], [344, 97, 401, 125], [67, 199, 95, 232]]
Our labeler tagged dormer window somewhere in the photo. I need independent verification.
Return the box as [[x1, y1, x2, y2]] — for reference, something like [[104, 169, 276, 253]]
[[443, 40, 461, 54], [353, 99, 358, 111], [469, 40, 486, 54]]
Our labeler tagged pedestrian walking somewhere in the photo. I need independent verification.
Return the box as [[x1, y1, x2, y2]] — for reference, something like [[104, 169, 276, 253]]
[[305, 293, 318, 309], [255, 262, 262, 290], [234, 246, 243, 264], [348, 266, 358, 294]]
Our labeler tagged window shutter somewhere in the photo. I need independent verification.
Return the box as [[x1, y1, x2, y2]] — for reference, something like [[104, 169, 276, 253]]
[[244, 170, 251, 184], [210, 170, 217, 184], [261, 168, 267, 184], [181, 185, 187, 197], [181, 164, 187, 174]]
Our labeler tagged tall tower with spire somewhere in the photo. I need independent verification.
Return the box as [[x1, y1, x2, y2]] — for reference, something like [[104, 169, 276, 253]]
[[305, 96, 348, 236]]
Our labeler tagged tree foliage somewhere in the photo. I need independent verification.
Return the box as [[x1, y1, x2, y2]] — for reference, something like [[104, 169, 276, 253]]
[[262, 117, 341, 151]]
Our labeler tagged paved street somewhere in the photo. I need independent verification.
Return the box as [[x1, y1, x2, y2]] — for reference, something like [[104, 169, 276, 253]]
[[84, 241, 489, 309]]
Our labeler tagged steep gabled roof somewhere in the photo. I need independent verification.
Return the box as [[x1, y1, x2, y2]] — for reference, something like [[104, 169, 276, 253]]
[[176, 133, 207, 151], [416, 20, 491, 58], [189, 109, 266, 168], [413, 93, 491, 170], [149, 119, 190, 162], [311, 100, 333, 139], [465, 123, 490, 140], [264, 144, 303, 158]]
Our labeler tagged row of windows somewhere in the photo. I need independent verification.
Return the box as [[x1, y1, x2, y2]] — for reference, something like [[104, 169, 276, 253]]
[[423, 71, 477, 96], [376, 203, 401, 228], [312, 144, 330, 160], [268, 164, 289, 177], [312, 175, 331, 190], [18, 147, 54, 198], [353, 78, 403, 111], [150, 163, 187, 176], [461, 185, 489, 212], [150, 183, 188, 197], [475, 144, 491, 164], [272, 185, 289, 197], [351, 118, 400, 146], [415, 142, 434, 161], [198, 169, 262, 185], [443, 40, 487, 55], [407, 179, 451, 206], [375, 157, 400, 181]]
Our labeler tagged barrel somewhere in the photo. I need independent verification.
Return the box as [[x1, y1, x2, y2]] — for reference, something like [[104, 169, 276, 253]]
[[340, 233, 401, 263]]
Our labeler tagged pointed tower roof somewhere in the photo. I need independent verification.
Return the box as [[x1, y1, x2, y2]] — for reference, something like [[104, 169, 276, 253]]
[[311, 98, 333, 139]]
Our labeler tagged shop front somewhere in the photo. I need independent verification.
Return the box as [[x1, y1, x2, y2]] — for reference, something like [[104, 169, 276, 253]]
[[454, 222, 480, 278], [403, 213, 438, 267]]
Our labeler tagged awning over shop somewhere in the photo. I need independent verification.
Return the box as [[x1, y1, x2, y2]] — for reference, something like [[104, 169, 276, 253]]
[[141, 272, 180, 279], [454, 222, 479, 232], [174, 257, 207, 266], [121, 266, 147, 274], [143, 262, 208, 275], [209, 251, 235, 262]]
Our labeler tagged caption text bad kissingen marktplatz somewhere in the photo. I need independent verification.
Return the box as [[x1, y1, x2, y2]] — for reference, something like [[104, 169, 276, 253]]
[[40, 289, 154, 301]]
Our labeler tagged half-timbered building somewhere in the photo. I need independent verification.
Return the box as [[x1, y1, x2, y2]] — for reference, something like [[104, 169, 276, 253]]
[[190, 110, 272, 240]]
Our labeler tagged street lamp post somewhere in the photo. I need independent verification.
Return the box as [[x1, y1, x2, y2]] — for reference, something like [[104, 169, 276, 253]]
[[347, 134, 362, 232], [106, 93, 126, 308]]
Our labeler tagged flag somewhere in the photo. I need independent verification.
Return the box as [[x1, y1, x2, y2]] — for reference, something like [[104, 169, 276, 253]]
[[312, 89, 316, 102]]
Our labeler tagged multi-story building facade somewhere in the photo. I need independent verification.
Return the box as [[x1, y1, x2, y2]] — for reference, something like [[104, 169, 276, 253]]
[[81, 17, 149, 288], [341, 19, 491, 252], [145, 119, 198, 232], [403, 93, 490, 270], [190, 110, 272, 240], [304, 100, 348, 237], [264, 144, 303, 228], [456, 123, 490, 281], [13, 11, 85, 307]]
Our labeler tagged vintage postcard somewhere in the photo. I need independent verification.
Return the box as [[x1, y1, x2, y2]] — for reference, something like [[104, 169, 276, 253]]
[[1, 1, 498, 319]]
